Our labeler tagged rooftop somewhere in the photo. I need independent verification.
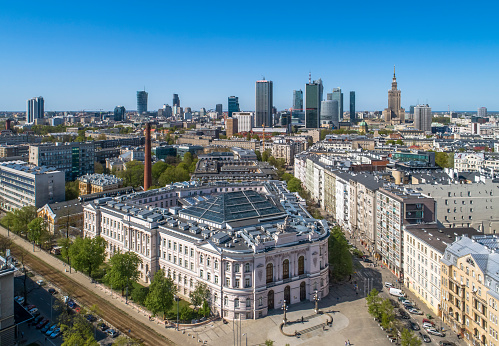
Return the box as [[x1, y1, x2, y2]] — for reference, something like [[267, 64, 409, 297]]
[[0, 160, 60, 175]]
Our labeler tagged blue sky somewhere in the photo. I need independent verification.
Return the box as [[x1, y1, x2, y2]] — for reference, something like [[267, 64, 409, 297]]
[[1, 0, 498, 112]]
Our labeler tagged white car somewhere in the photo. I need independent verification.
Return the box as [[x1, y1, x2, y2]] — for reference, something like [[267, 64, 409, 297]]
[[36, 280, 45, 286], [408, 308, 423, 315], [28, 307, 38, 314], [385, 282, 393, 288]]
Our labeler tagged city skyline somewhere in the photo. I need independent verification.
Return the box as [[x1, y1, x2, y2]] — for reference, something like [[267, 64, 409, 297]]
[[1, 1, 499, 112]]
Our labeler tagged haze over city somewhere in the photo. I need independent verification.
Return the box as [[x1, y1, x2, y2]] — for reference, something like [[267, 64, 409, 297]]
[[1, 0, 498, 111]]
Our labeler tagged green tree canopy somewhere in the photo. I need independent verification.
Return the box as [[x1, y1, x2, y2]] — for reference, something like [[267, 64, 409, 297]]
[[145, 269, 177, 319], [68, 236, 107, 278], [328, 226, 353, 281], [65, 181, 80, 201], [61, 314, 99, 346], [189, 282, 210, 310], [435, 152, 454, 168], [105, 251, 143, 296], [366, 288, 383, 320], [27, 217, 49, 247], [400, 328, 422, 346], [152, 161, 168, 182], [1, 206, 37, 236]]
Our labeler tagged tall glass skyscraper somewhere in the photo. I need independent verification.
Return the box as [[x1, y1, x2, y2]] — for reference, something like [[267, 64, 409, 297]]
[[114, 106, 126, 121], [216, 104, 223, 115], [228, 96, 240, 117], [137, 90, 148, 114], [173, 94, 180, 108], [26, 96, 44, 123], [293, 90, 303, 111], [350, 91, 356, 123], [305, 79, 323, 128], [255, 80, 273, 127], [328, 88, 343, 121]]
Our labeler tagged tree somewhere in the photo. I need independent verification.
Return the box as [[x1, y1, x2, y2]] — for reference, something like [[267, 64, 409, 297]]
[[400, 328, 422, 346], [65, 181, 80, 201], [189, 282, 210, 310], [152, 161, 168, 183], [58, 237, 72, 264], [27, 218, 49, 250], [0, 234, 12, 256], [199, 299, 210, 317], [106, 251, 142, 296], [328, 226, 353, 281], [180, 305, 192, 322], [380, 299, 395, 328], [366, 288, 383, 320], [287, 177, 302, 193], [255, 150, 262, 161], [131, 285, 149, 305], [264, 340, 274, 346], [246, 132, 251, 141], [94, 162, 105, 174], [261, 149, 271, 162], [61, 314, 99, 346], [4, 206, 37, 237], [145, 269, 177, 319], [435, 152, 454, 168], [68, 236, 107, 278]]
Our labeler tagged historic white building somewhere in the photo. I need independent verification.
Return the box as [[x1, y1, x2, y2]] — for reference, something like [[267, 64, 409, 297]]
[[83, 181, 329, 320]]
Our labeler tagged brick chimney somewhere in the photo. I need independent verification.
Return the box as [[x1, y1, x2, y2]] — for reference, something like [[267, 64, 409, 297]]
[[144, 122, 152, 190]]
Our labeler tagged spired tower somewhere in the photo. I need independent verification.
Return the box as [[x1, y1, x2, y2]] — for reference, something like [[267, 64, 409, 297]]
[[383, 66, 405, 124]]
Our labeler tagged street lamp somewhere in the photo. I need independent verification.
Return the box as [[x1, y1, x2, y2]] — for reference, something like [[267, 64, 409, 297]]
[[313, 290, 320, 314], [242, 333, 247, 346], [282, 300, 288, 325], [174, 295, 180, 331]]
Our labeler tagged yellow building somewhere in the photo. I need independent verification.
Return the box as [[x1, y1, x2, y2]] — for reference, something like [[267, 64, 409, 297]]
[[37, 200, 83, 236], [77, 173, 123, 196], [441, 235, 499, 345]]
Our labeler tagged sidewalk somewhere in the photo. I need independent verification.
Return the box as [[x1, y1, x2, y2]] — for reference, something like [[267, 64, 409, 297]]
[[0, 226, 197, 346]]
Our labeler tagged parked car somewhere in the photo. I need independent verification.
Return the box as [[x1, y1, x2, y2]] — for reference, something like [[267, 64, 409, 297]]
[[36, 319, 49, 329], [28, 308, 39, 315], [26, 305, 36, 310], [50, 328, 61, 339], [85, 314, 96, 322], [36, 279, 45, 286], [423, 322, 434, 329], [422, 318, 435, 326], [439, 342, 456, 346], [42, 323, 56, 334], [426, 328, 445, 337], [32, 316, 44, 325], [15, 296, 25, 304], [398, 309, 410, 319], [419, 332, 431, 343], [98, 323, 109, 331], [48, 288, 57, 295], [67, 301, 77, 309], [408, 308, 423, 315], [385, 282, 393, 288], [46, 324, 58, 336], [107, 329, 119, 338], [410, 321, 420, 331]]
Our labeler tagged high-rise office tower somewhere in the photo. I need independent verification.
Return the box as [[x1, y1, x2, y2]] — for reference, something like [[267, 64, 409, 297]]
[[26, 96, 44, 123], [216, 104, 223, 115], [293, 90, 303, 111], [113, 106, 126, 121], [382, 66, 405, 124], [349, 91, 356, 123], [255, 80, 273, 127], [305, 78, 323, 128], [478, 107, 487, 117], [137, 90, 148, 114], [228, 96, 240, 117], [173, 94, 180, 108], [327, 88, 343, 121], [414, 104, 432, 132], [320, 100, 334, 127]]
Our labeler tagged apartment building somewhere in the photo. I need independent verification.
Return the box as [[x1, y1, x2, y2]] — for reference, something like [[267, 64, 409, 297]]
[[0, 255, 16, 345], [0, 160, 65, 210], [441, 235, 499, 345], [376, 186, 435, 278], [83, 181, 329, 320], [29, 142, 95, 181], [403, 224, 480, 315], [78, 173, 123, 196]]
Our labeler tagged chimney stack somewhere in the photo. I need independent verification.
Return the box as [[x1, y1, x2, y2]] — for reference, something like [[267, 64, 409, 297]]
[[144, 123, 152, 190]]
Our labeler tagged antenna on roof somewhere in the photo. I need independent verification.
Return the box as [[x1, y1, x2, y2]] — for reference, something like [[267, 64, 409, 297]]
[[309, 72, 311, 83]]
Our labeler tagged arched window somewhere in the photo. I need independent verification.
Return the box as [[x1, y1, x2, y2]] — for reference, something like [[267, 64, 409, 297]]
[[200, 254, 204, 264], [224, 296, 228, 306], [266, 263, 273, 283], [283, 259, 289, 279], [298, 256, 305, 275]]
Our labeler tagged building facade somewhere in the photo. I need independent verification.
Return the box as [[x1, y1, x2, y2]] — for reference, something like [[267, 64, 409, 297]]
[[232, 112, 254, 133], [305, 79, 323, 128], [137, 91, 148, 114], [26, 96, 44, 124], [78, 173, 124, 196], [255, 81, 273, 127], [293, 90, 303, 111], [414, 104, 432, 132], [350, 91, 356, 123], [382, 68, 405, 124]]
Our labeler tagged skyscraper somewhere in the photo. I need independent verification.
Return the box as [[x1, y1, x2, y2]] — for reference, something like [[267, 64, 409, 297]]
[[328, 88, 343, 121], [349, 91, 356, 123], [478, 107, 487, 118], [255, 80, 273, 127], [113, 106, 126, 121], [320, 100, 334, 126], [228, 96, 240, 117], [293, 90, 303, 111], [26, 96, 44, 123], [216, 104, 223, 115], [382, 66, 405, 124], [414, 104, 432, 132], [305, 78, 323, 128], [137, 90, 148, 114], [173, 94, 180, 108]]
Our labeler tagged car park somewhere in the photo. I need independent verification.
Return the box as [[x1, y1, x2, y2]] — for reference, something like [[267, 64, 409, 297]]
[[419, 332, 431, 343], [36, 319, 49, 329]]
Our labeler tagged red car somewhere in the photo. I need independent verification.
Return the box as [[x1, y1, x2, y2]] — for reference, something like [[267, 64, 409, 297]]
[[36, 319, 49, 329], [422, 319, 435, 326], [26, 305, 36, 310]]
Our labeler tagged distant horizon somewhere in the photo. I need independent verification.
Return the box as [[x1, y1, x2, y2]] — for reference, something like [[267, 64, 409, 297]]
[[1, 1, 499, 111]]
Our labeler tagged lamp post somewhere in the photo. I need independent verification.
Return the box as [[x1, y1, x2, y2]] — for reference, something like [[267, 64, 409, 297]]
[[282, 300, 288, 325], [174, 295, 180, 331], [313, 290, 320, 314], [242, 333, 247, 346]]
